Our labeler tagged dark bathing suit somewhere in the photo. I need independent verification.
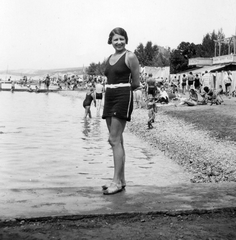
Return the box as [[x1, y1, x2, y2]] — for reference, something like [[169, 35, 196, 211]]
[[96, 93, 103, 100], [102, 51, 133, 121], [188, 75, 194, 86], [83, 93, 93, 108], [182, 77, 187, 86], [194, 77, 201, 89], [147, 79, 157, 97]]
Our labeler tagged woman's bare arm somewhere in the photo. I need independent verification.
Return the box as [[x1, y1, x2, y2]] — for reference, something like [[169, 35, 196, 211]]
[[126, 52, 140, 90]]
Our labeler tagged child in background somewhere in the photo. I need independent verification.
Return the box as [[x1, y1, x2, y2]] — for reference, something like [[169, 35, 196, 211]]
[[146, 94, 157, 129]]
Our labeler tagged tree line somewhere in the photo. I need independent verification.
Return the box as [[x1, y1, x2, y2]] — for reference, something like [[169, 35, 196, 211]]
[[86, 29, 229, 75]]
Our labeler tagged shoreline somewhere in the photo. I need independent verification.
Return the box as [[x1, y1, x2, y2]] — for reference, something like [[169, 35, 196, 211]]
[[60, 89, 236, 183], [4, 89, 235, 183]]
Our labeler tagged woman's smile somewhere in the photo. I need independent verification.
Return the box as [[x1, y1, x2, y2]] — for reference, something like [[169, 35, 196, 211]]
[[112, 34, 126, 52]]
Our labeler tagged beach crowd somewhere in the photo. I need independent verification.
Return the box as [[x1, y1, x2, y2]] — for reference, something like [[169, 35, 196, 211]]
[[3, 69, 235, 129]]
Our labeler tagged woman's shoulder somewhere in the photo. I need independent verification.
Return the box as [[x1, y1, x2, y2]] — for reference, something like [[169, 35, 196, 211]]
[[125, 50, 139, 68], [105, 55, 112, 63], [126, 50, 136, 59]]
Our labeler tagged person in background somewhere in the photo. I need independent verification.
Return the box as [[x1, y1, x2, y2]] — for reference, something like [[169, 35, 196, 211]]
[[102, 27, 140, 195], [187, 72, 194, 91], [194, 74, 201, 91], [171, 75, 179, 94], [202, 86, 222, 105], [23, 76, 27, 85], [11, 80, 15, 92], [181, 74, 187, 94], [146, 73, 157, 98], [133, 82, 143, 108], [224, 71, 233, 98], [83, 87, 96, 118], [95, 79, 104, 115], [201, 71, 210, 88], [146, 94, 157, 129], [45, 74, 50, 91], [176, 89, 198, 107], [158, 86, 169, 104]]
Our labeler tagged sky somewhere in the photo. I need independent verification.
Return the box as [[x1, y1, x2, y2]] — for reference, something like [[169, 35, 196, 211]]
[[1, 0, 236, 71]]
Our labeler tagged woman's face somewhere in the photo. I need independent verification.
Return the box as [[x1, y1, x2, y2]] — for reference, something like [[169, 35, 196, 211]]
[[111, 34, 126, 52]]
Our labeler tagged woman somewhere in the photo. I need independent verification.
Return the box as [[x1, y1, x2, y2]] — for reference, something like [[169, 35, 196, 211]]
[[194, 74, 201, 91], [83, 88, 96, 118], [177, 89, 198, 107], [102, 27, 140, 195]]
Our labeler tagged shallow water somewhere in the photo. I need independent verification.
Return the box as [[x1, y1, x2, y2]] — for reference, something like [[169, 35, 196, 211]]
[[0, 91, 190, 189]]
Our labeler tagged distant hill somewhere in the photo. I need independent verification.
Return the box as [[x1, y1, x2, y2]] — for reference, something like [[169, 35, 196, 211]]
[[0, 67, 85, 79]]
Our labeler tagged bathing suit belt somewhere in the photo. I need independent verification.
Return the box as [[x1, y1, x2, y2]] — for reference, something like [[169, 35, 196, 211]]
[[105, 83, 131, 89]]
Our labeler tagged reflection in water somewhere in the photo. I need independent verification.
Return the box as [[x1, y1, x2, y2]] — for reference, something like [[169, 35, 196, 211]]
[[91, 117, 103, 140], [82, 116, 104, 141], [82, 119, 91, 138]]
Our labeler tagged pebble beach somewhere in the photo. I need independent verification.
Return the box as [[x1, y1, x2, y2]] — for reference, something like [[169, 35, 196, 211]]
[[127, 104, 236, 183]]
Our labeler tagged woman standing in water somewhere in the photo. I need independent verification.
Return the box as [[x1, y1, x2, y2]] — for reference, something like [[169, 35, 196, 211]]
[[102, 27, 140, 195], [83, 88, 96, 118]]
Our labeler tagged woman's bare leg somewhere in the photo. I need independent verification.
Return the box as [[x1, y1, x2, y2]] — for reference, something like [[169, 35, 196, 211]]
[[84, 106, 88, 118], [88, 107, 92, 118], [105, 117, 126, 185], [96, 100, 101, 115], [120, 134, 126, 186], [84, 106, 91, 118]]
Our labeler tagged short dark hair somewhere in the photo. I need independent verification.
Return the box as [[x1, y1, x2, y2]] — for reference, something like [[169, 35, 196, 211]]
[[108, 27, 128, 44]]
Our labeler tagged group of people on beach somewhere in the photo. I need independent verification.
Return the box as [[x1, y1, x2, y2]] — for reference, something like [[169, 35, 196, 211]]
[[131, 69, 232, 128], [171, 70, 234, 99]]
